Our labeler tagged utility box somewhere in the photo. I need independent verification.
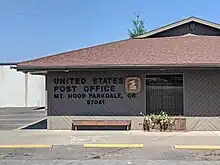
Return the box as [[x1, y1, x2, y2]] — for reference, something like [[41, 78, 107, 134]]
[[174, 117, 186, 131]]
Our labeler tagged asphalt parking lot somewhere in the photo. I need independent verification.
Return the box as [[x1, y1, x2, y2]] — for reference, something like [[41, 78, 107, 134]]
[[0, 107, 46, 130], [0, 130, 219, 164], [0, 107, 220, 164], [0, 146, 220, 165]]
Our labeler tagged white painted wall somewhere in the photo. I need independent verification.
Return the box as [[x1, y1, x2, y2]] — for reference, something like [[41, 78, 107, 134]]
[[0, 65, 45, 107]]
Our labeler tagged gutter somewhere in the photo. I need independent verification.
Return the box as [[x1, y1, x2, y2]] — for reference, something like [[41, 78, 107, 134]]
[[0, 62, 18, 66], [14, 64, 220, 73]]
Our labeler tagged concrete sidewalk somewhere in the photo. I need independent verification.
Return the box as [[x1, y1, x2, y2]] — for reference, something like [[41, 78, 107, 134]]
[[0, 130, 220, 147]]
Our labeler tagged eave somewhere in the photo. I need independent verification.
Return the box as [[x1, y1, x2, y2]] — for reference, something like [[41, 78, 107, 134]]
[[14, 64, 220, 74]]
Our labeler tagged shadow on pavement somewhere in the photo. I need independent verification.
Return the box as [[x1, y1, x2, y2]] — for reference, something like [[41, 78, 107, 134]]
[[22, 119, 47, 129], [21, 120, 128, 130], [33, 107, 46, 110], [76, 126, 129, 130]]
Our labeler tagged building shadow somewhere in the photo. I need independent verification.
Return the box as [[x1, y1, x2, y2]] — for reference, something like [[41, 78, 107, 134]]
[[22, 118, 47, 129], [33, 107, 46, 110], [75, 126, 128, 131]]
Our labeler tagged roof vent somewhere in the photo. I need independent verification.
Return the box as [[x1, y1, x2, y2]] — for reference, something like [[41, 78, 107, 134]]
[[189, 23, 195, 30]]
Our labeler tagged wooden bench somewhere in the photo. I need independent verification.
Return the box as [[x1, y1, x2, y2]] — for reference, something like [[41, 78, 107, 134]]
[[72, 120, 131, 131]]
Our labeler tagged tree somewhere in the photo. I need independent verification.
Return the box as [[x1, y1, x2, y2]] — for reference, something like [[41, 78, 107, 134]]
[[128, 13, 146, 38]]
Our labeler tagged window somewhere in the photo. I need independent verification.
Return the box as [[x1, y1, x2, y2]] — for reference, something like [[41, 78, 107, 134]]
[[146, 74, 183, 116]]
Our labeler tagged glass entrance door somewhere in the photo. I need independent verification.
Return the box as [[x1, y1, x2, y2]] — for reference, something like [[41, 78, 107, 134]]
[[146, 74, 183, 115]]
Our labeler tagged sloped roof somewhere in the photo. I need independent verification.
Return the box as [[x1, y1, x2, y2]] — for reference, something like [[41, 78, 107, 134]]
[[17, 35, 220, 71], [135, 16, 220, 38]]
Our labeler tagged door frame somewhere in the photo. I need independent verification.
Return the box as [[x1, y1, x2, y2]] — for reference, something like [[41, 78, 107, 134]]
[[145, 72, 185, 115]]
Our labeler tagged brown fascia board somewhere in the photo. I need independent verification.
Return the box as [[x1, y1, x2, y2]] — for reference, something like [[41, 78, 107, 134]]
[[135, 16, 220, 39], [15, 64, 220, 72], [30, 71, 47, 75], [0, 62, 18, 66]]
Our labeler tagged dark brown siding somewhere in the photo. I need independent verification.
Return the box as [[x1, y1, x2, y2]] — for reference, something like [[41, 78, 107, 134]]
[[185, 70, 220, 130], [150, 22, 220, 37], [184, 70, 220, 116], [47, 71, 146, 116], [46, 69, 220, 130]]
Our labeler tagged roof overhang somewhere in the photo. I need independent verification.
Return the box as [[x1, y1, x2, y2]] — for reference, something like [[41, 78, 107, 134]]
[[14, 64, 220, 74], [0, 62, 18, 66]]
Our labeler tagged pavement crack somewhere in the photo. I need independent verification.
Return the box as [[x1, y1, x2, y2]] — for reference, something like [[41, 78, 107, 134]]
[[91, 155, 101, 159], [64, 148, 129, 165], [145, 132, 184, 144]]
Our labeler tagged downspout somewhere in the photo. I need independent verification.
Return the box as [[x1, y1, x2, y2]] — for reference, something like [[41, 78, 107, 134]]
[[24, 72, 28, 107], [44, 76, 47, 110], [45, 75, 48, 110]]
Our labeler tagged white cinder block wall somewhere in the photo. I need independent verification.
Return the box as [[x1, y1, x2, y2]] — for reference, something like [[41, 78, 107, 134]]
[[0, 65, 45, 107]]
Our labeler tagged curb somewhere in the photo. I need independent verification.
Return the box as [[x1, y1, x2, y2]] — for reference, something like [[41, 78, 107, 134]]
[[174, 145, 220, 150], [0, 144, 52, 149], [83, 144, 144, 148]]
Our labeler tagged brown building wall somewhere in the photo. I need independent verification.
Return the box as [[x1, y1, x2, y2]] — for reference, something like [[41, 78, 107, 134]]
[[184, 70, 220, 130], [47, 71, 146, 117], [184, 70, 220, 116], [149, 22, 220, 37], [46, 69, 220, 131]]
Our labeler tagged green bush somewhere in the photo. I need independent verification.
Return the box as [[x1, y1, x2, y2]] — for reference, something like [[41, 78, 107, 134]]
[[143, 111, 174, 131]]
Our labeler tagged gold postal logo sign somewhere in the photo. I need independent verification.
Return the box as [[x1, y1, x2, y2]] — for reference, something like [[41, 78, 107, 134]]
[[125, 77, 141, 93]]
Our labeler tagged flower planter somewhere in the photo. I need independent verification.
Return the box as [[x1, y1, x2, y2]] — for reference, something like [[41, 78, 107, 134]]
[[141, 111, 186, 132]]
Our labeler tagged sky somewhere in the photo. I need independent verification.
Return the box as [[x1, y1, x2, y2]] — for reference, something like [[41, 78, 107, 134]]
[[0, 0, 219, 62]]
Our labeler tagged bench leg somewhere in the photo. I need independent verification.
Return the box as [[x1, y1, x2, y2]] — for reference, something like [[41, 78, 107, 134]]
[[127, 125, 129, 131], [75, 126, 78, 131]]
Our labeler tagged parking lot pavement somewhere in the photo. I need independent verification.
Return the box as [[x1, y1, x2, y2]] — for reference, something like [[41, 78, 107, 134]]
[[0, 130, 220, 164], [0, 107, 46, 130], [0, 160, 220, 165], [0, 146, 220, 165]]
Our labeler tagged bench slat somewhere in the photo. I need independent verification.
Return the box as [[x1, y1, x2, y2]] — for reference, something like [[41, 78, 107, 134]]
[[72, 120, 131, 126]]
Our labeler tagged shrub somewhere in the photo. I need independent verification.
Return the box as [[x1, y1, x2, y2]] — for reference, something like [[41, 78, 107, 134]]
[[143, 111, 174, 131]]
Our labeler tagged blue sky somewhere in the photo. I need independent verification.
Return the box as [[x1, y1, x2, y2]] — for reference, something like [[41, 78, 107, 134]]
[[0, 0, 219, 62]]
